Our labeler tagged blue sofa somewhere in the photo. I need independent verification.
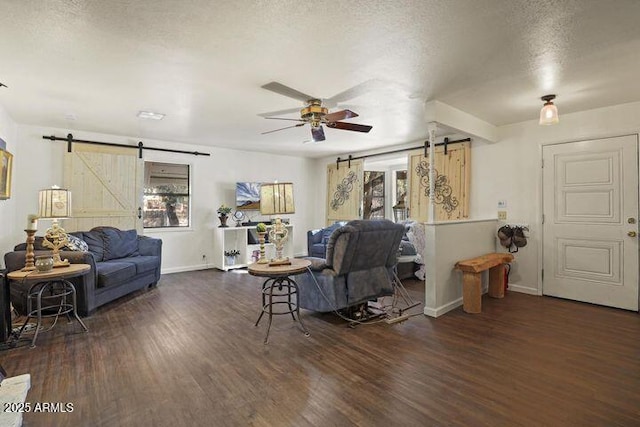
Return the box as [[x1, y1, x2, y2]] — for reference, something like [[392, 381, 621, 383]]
[[4, 226, 162, 316], [306, 221, 347, 258]]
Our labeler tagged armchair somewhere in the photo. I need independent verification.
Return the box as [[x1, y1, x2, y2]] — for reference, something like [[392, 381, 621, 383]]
[[295, 219, 405, 312]]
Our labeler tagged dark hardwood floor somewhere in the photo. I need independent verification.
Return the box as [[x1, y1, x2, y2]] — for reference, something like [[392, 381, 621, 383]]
[[1, 269, 639, 426]]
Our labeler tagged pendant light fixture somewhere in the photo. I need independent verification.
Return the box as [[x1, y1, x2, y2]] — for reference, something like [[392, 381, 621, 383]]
[[539, 94, 559, 125]]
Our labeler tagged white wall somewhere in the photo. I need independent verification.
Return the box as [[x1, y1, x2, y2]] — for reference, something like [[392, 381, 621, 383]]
[[5, 100, 639, 283], [470, 100, 640, 294], [312, 101, 640, 299], [0, 104, 17, 265], [424, 219, 498, 317], [9, 125, 318, 273]]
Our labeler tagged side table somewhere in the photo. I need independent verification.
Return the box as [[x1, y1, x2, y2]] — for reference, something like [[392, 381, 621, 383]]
[[248, 259, 311, 344], [7, 264, 90, 348]]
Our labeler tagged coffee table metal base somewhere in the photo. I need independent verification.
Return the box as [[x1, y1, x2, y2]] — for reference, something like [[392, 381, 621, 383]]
[[255, 276, 310, 344], [13, 279, 88, 348]]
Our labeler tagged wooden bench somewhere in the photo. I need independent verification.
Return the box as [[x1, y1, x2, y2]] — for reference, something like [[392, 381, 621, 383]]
[[455, 253, 514, 314]]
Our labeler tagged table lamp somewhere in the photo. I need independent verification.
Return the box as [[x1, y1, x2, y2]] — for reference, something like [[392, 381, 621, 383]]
[[260, 182, 294, 266], [38, 186, 72, 267]]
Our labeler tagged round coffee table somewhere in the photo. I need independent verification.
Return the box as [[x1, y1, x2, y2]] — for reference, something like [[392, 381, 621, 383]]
[[248, 259, 311, 344]]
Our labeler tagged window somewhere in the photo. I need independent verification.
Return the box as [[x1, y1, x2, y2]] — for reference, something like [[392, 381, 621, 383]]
[[393, 170, 408, 222], [143, 162, 190, 228], [395, 170, 407, 206], [363, 171, 385, 219]]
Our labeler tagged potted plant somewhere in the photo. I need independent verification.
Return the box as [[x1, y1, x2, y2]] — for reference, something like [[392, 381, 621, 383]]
[[217, 204, 232, 227], [224, 249, 240, 266]]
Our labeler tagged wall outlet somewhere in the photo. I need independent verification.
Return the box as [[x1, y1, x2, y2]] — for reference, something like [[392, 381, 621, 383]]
[[498, 211, 507, 220]]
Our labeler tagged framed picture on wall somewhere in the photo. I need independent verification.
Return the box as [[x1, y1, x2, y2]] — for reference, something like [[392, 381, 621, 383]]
[[0, 148, 13, 200]]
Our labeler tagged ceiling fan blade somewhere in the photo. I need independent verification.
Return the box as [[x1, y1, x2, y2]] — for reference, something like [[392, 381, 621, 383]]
[[326, 122, 373, 133], [264, 117, 306, 122], [257, 107, 302, 118], [262, 123, 306, 135], [311, 126, 326, 142], [323, 109, 358, 122], [261, 82, 318, 102], [324, 79, 383, 106]]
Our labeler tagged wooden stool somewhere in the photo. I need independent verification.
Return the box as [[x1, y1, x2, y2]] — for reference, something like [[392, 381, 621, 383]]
[[455, 253, 514, 314]]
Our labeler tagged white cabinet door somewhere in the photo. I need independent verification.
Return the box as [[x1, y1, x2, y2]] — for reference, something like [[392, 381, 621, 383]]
[[542, 135, 639, 310]]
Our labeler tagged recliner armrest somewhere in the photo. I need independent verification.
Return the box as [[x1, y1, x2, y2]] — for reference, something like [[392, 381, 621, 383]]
[[305, 256, 329, 272]]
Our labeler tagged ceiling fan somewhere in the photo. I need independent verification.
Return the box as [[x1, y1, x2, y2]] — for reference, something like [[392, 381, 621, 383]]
[[260, 82, 373, 142]]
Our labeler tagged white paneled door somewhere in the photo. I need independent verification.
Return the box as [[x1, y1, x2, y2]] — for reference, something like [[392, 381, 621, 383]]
[[542, 135, 639, 310]]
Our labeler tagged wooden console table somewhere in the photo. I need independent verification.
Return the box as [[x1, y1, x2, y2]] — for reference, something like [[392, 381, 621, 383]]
[[455, 253, 514, 314]]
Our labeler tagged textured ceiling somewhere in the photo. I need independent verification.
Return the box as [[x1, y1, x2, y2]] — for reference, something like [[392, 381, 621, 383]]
[[0, 0, 639, 157]]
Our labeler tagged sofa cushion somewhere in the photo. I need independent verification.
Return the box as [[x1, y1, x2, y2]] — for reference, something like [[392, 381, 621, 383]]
[[399, 240, 417, 256], [14, 236, 47, 251], [101, 229, 139, 261], [321, 223, 342, 244], [310, 243, 326, 258], [95, 262, 137, 288], [81, 231, 106, 262], [108, 256, 158, 275]]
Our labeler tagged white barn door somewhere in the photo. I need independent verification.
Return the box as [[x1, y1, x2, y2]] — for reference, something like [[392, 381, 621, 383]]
[[64, 143, 143, 232], [326, 159, 363, 225], [542, 135, 638, 310]]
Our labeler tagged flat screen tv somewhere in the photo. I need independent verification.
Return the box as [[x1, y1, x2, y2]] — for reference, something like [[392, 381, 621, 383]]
[[236, 182, 261, 210]]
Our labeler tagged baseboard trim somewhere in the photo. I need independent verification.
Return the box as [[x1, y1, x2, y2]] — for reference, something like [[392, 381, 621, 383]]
[[507, 283, 540, 295], [161, 264, 213, 275], [424, 298, 463, 318]]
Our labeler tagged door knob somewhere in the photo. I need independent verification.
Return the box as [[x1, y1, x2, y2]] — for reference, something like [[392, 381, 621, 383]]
[[628, 231, 637, 237], [629, 218, 637, 224]]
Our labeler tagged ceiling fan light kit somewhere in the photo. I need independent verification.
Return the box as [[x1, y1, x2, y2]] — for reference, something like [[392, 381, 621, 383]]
[[260, 82, 373, 142], [539, 94, 559, 125]]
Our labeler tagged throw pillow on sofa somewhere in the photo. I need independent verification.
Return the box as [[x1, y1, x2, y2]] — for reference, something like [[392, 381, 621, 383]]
[[65, 234, 89, 252], [77, 231, 106, 261], [100, 228, 140, 260]]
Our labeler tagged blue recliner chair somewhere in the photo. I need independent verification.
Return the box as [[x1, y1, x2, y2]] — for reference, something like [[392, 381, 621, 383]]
[[295, 219, 405, 313]]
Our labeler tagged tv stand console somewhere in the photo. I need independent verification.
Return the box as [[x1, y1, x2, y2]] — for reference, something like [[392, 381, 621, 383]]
[[213, 224, 294, 271]]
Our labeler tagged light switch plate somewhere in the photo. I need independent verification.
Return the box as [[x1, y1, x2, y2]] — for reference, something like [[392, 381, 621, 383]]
[[498, 211, 507, 220]]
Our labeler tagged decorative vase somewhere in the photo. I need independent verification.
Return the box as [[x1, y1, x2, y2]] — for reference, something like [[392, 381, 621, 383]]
[[225, 255, 236, 266], [35, 255, 54, 272], [218, 214, 229, 228]]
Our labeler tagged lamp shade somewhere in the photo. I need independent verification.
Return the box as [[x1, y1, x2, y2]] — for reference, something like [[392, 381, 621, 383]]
[[539, 95, 559, 125], [38, 187, 72, 219], [260, 183, 294, 215]]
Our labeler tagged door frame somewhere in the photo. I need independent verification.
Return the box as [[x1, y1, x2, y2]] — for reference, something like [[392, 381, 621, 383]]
[[538, 132, 640, 306]]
